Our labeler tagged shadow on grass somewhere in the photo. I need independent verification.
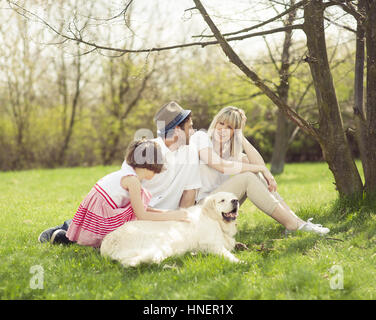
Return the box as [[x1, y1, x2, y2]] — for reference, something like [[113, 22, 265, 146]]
[[235, 196, 376, 260]]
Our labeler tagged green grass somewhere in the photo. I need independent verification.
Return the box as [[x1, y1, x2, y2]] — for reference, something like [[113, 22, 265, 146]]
[[1, 162, 376, 300]]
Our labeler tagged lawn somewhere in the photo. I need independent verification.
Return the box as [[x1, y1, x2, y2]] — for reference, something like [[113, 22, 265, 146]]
[[1, 162, 375, 300]]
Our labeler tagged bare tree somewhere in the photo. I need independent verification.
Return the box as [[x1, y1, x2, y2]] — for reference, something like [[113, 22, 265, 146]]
[[268, 0, 299, 174], [97, 54, 155, 165], [53, 2, 94, 166], [94, 3, 156, 165], [356, 0, 376, 195], [189, 0, 375, 199], [0, 9, 44, 169], [6, 0, 376, 200]]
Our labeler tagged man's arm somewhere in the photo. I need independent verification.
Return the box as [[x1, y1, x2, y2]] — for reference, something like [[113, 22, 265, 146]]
[[179, 189, 197, 208]]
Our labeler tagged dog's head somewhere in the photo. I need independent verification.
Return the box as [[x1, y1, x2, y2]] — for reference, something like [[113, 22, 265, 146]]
[[202, 192, 239, 224]]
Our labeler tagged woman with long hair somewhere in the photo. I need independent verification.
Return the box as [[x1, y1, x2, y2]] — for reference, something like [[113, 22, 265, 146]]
[[190, 106, 329, 235]]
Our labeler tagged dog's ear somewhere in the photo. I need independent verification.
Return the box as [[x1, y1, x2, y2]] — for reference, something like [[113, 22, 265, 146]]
[[202, 195, 218, 219], [203, 195, 216, 211]]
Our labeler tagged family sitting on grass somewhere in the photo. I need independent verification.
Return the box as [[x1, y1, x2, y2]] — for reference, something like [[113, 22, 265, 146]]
[[38, 101, 329, 248]]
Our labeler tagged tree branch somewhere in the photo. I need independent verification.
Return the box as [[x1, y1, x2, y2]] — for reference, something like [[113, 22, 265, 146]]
[[7, 1, 302, 55], [263, 36, 281, 74], [324, 16, 356, 33], [324, 0, 365, 21], [192, 0, 309, 39], [192, 0, 319, 140]]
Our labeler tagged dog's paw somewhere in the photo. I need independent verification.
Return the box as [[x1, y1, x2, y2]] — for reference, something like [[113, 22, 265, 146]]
[[235, 242, 249, 251]]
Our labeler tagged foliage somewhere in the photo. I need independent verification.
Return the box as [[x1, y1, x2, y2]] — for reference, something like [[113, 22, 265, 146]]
[[0, 25, 358, 170]]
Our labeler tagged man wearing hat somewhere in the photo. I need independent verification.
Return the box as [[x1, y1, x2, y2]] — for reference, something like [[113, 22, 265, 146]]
[[155, 101, 193, 146], [135, 101, 201, 210]]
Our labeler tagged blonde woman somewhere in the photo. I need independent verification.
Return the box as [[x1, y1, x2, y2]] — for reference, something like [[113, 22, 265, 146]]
[[190, 106, 329, 235]]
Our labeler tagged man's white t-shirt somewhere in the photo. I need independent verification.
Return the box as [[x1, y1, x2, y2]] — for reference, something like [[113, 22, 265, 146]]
[[122, 137, 202, 210], [189, 130, 230, 202]]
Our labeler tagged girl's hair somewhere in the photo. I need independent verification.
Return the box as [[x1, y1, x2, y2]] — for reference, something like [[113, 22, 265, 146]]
[[125, 139, 164, 173], [207, 106, 245, 160]]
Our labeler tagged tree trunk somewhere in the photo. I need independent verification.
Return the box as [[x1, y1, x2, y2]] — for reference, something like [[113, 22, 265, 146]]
[[57, 45, 81, 166], [193, 0, 363, 197], [192, 0, 319, 140], [271, 111, 294, 174], [303, 0, 363, 197], [271, 0, 297, 174], [353, 0, 367, 188], [364, 0, 376, 195]]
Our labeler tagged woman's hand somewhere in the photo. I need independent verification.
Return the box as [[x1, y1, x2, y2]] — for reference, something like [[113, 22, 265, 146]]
[[261, 167, 277, 192]]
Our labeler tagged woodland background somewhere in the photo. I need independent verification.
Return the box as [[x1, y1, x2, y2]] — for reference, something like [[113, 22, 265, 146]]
[[1, 0, 374, 200]]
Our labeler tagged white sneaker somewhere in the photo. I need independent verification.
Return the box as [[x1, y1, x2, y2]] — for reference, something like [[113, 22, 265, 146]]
[[298, 218, 330, 236]]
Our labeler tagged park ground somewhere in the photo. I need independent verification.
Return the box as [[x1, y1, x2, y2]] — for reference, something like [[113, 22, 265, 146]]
[[0, 162, 375, 300]]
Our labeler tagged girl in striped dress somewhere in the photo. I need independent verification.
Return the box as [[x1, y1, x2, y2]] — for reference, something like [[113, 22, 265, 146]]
[[66, 140, 189, 248]]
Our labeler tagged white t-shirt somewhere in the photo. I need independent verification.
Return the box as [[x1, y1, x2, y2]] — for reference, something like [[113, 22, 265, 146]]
[[122, 137, 202, 210], [96, 163, 136, 208], [189, 130, 230, 202]]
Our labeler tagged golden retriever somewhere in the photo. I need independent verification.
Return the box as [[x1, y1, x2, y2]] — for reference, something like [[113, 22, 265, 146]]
[[100, 192, 239, 267]]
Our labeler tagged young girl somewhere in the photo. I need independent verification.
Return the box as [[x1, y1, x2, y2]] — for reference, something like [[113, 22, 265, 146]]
[[190, 106, 329, 235], [63, 139, 189, 248]]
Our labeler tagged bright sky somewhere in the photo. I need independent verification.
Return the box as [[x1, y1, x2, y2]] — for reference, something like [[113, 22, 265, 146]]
[[97, 0, 355, 55], [4, 0, 356, 62], [100, 0, 297, 53]]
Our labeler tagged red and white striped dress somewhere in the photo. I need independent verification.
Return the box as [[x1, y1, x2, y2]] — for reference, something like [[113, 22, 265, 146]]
[[66, 164, 151, 248]]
